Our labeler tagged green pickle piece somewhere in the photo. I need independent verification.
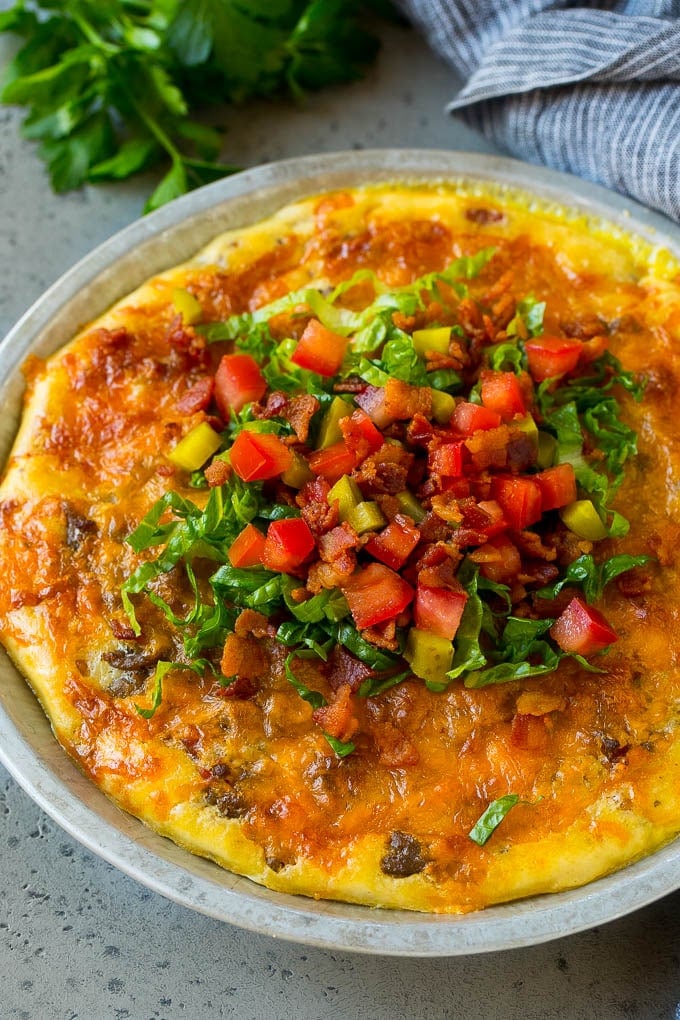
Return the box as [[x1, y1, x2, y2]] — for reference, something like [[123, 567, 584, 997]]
[[404, 628, 454, 685], [172, 287, 203, 325], [560, 499, 608, 540], [347, 500, 387, 534], [316, 396, 353, 449], [537, 430, 558, 468], [281, 452, 314, 489], [168, 421, 222, 471], [395, 490, 426, 523], [327, 474, 362, 522], [512, 413, 539, 453], [430, 389, 456, 425], [412, 326, 451, 357]]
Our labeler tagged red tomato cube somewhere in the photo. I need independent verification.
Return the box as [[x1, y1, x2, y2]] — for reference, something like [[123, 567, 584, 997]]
[[550, 597, 618, 656], [429, 441, 465, 477], [262, 518, 316, 573], [308, 441, 357, 483], [230, 431, 293, 482], [342, 562, 414, 630], [480, 371, 527, 420], [228, 524, 266, 568], [535, 463, 577, 511], [364, 515, 421, 570], [490, 474, 542, 531], [414, 584, 468, 640], [214, 354, 267, 417], [291, 319, 348, 377], [525, 335, 583, 383], [451, 401, 502, 434]]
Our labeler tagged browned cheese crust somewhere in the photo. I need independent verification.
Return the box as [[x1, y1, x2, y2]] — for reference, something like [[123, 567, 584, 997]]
[[1, 183, 680, 912]]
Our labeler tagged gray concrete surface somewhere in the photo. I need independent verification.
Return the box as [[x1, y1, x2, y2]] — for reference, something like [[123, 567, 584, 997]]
[[2, 16, 680, 1020]]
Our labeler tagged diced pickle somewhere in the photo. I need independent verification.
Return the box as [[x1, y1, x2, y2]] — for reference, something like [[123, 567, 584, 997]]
[[168, 421, 222, 471], [412, 327, 451, 357], [281, 452, 314, 489], [172, 287, 203, 325], [404, 628, 453, 685], [347, 500, 387, 534], [512, 413, 539, 451], [395, 490, 426, 523], [327, 474, 362, 521], [560, 499, 608, 540], [316, 396, 353, 449], [537, 430, 558, 468], [430, 389, 456, 425]]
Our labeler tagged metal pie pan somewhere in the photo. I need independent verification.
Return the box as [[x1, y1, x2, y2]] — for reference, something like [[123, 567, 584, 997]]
[[1, 150, 679, 957]]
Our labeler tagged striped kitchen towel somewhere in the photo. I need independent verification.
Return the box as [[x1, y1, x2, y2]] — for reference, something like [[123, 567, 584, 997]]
[[399, 0, 680, 223]]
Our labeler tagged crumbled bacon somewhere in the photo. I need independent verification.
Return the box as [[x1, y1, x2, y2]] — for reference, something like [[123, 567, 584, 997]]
[[234, 609, 275, 639], [318, 523, 359, 562], [220, 633, 267, 681], [354, 443, 413, 495], [296, 478, 338, 535], [285, 393, 320, 442], [204, 459, 231, 487], [306, 553, 356, 593], [464, 425, 511, 471], [361, 619, 400, 651], [176, 376, 215, 414], [312, 683, 359, 743], [323, 646, 372, 693]]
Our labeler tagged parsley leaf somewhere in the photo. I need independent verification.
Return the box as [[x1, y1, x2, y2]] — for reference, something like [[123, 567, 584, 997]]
[[468, 794, 521, 846]]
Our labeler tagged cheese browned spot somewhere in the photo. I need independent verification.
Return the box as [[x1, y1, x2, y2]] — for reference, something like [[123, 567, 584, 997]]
[[1, 183, 680, 914]]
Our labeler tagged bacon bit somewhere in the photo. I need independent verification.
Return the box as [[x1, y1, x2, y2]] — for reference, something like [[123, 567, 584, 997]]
[[510, 713, 549, 751], [457, 297, 484, 338], [560, 314, 605, 339], [165, 314, 206, 361], [482, 313, 498, 344], [220, 633, 267, 681], [506, 429, 538, 472], [430, 492, 465, 525], [354, 443, 414, 495], [383, 378, 432, 420], [219, 675, 258, 700], [466, 206, 504, 225], [306, 553, 356, 593], [371, 722, 419, 768], [312, 684, 359, 743], [406, 413, 435, 447], [253, 390, 289, 419], [580, 335, 609, 363], [425, 350, 464, 373], [288, 586, 309, 604], [110, 618, 138, 641], [204, 459, 231, 487], [234, 609, 275, 639], [491, 293, 516, 330], [296, 478, 338, 536], [333, 375, 366, 394], [323, 646, 372, 693], [464, 425, 511, 471], [519, 561, 560, 587], [419, 554, 462, 590], [513, 530, 557, 561], [469, 538, 521, 584], [176, 376, 214, 415], [285, 393, 320, 443], [616, 567, 653, 597], [361, 620, 400, 651], [318, 523, 359, 562]]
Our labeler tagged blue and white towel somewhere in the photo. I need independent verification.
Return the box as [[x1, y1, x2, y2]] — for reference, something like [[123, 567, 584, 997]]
[[399, 1, 680, 223]]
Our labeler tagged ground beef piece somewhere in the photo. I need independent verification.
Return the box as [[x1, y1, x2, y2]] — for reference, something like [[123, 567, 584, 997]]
[[380, 831, 428, 877]]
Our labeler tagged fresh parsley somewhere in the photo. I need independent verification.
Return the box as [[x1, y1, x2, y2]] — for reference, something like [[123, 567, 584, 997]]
[[0, 0, 396, 209]]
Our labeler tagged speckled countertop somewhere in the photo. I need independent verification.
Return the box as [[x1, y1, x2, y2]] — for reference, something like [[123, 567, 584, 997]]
[[2, 17, 680, 1020]]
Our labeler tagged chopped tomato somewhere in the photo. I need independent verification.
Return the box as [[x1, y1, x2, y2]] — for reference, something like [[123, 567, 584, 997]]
[[550, 597, 618, 655], [480, 371, 527, 420], [364, 514, 421, 570], [429, 441, 465, 477], [290, 318, 348, 377], [261, 518, 316, 573], [230, 430, 293, 482], [525, 335, 583, 382], [354, 385, 394, 429], [228, 524, 266, 568], [536, 463, 577, 511], [451, 401, 502, 434], [476, 499, 507, 537], [214, 354, 267, 417], [490, 474, 542, 530], [339, 408, 384, 456], [414, 584, 468, 640], [308, 440, 357, 483], [342, 562, 414, 630]]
